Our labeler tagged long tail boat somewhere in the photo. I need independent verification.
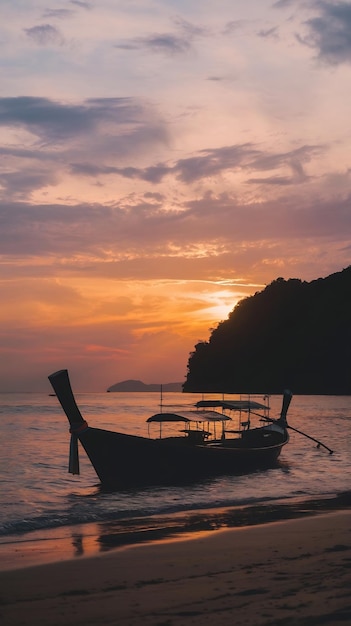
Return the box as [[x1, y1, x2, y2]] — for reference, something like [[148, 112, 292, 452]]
[[48, 369, 293, 488]]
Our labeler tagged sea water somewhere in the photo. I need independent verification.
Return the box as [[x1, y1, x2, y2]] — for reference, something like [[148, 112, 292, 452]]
[[0, 391, 350, 567]]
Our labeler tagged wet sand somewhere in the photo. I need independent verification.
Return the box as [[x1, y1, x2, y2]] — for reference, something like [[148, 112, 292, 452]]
[[0, 510, 350, 625]]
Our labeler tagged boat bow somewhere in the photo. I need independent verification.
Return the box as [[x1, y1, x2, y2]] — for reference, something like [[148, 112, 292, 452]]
[[48, 369, 89, 474]]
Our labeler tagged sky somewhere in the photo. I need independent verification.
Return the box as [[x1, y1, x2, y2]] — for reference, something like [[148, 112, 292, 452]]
[[1, 0, 351, 392]]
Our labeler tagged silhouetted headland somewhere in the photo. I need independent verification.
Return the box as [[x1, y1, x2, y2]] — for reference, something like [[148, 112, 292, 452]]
[[184, 266, 351, 395], [107, 379, 183, 392]]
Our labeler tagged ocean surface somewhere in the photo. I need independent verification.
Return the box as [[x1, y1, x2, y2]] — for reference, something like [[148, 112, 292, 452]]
[[0, 391, 350, 569]]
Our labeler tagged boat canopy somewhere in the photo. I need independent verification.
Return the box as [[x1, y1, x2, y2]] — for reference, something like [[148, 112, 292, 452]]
[[147, 410, 232, 423], [195, 399, 269, 411]]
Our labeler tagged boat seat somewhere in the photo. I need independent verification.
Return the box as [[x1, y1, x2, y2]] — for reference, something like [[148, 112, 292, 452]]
[[181, 430, 211, 444]]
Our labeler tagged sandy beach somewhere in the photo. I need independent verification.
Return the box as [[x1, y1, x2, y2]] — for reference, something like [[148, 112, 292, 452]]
[[0, 510, 350, 626]]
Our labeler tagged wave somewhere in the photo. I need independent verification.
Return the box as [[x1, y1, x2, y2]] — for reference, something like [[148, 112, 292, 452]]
[[1, 489, 350, 542]]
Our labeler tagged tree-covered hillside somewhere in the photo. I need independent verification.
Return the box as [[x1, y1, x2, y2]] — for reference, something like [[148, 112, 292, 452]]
[[183, 266, 351, 394]]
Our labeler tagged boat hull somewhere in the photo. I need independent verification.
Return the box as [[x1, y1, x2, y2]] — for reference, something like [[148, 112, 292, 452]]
[[48, 369, 291, 489], [77, 426, 289, 488]]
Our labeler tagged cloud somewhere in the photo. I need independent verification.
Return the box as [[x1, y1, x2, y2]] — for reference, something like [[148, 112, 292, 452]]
[[70, 162, 171, 184], [42, 10, 74, 20], [0, 169, 59, 199], [141, 33, 192, 54], [207, 76, 225, 81], [0, 96, 147, 141], [0, 93, 321, 198], [70, 143, 321, 187], [174, 145, 259, 183], [69, 144, 261, 185], [247, 175, 299, 185], [172, 16, 209, 38], [0, 93, 329, 209], [114, 16, 208, 56], [70, 0, 91, 8], [24, 24, 65, 46], [1, 187, 350, 265], [257, 26, 280, 39], [222, 20, 247, 36], [299, 1, 351, 65], [273, 0, 296, 7], [0, 96, 168, 199], [249, 145, 319, 172], [115, 33, 191, 55]]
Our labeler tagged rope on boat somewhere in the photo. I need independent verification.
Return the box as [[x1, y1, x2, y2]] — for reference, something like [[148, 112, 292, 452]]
[[68, 420, 89, 475], [69, 420, 89, 434]]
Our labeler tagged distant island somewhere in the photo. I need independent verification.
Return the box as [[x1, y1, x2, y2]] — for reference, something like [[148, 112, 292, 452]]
[[184, 266, 351, 395], [107, 380, 183, 392]]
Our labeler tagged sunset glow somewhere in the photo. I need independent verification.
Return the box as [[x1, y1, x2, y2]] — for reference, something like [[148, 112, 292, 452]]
[[1, 1, 351, 391]]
